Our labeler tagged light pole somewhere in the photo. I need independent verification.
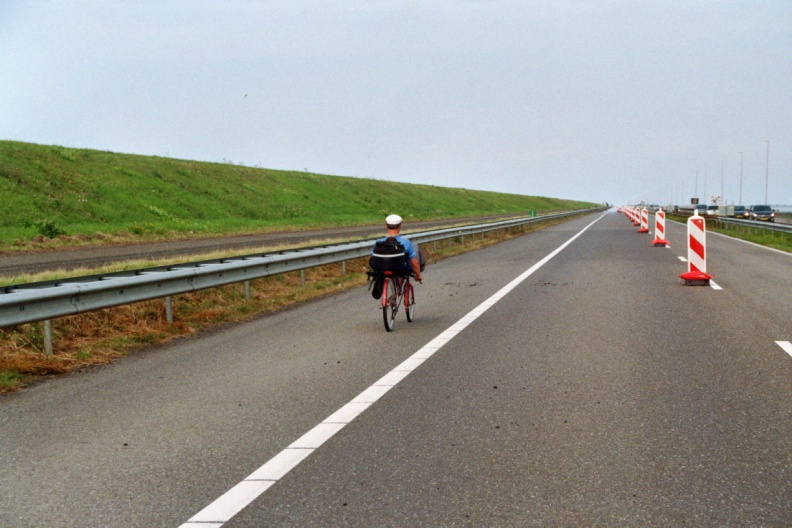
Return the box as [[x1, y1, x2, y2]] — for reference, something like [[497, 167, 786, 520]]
[[739, 151, 743, 205], [721, 160, 724, 210], [765, 140, 770, 204], [695, 170, 698, 204]]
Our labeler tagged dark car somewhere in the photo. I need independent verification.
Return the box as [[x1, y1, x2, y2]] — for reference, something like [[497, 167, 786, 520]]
[[749, 205, 775, 222], [733, 205, 748, 218]]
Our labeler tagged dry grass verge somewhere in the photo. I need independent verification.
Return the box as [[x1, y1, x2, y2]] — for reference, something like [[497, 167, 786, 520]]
[[0, 221, 561, 393]]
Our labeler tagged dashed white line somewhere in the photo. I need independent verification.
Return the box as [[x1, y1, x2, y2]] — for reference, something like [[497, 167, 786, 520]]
[[178, 213, 608, 527], [777, 341, 792, 358]]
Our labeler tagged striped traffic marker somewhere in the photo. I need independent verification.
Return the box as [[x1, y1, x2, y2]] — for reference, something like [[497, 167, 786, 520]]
[[652, 208, 669, 246], [679, 210, 713, 285], [637, 207, 649, 233]]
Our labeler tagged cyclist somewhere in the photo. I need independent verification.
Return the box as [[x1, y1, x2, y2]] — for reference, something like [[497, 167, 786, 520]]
[[376, 214, 423, 283]]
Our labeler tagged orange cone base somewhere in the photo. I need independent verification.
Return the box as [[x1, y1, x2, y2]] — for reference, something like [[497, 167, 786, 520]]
[[637, 227, 649, 233], [679, 270, 713, 285], [652, 238, 669, 246]]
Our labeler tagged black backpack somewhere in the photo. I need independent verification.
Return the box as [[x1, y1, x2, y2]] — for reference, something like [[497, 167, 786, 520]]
[[369, 237, 408, 272]]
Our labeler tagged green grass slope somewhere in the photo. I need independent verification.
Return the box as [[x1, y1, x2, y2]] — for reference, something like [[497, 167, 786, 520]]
[[0, 140, 595, 245]]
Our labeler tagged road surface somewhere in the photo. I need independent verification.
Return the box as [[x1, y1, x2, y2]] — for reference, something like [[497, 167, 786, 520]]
[[1, 210, 790, 527]]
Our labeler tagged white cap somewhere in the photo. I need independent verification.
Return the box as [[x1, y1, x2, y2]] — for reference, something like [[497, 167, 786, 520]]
[[385, 214, 402, 227]]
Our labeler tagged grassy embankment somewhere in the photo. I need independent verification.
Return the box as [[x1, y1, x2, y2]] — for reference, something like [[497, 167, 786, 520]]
[[0, 140, 593, 249], [0, 141, 596, 392]]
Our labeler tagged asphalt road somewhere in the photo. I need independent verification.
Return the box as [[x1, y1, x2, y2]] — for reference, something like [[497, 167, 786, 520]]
[[1, 211, 790, 527]]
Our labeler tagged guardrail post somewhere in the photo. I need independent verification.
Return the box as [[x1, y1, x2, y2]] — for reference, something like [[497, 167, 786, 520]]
[[244, 280, 251, 300], [165, 296, 173, 324], [341, 261, 346, 275], [43, 319, 53, 356], [300, 270, 306, 287]]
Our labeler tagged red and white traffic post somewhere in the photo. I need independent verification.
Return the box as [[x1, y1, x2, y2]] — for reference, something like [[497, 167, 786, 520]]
[[637, 207, 649, 233], [679, 209, 713, 285], [652, 208, 669, 246]]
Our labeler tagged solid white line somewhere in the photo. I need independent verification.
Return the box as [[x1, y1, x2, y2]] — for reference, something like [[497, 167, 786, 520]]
[[186, 481, 275, 524], [179, 212, 607, 527], [777, 341, 792, 358], [289, 423, 346, 449], [245, 449, 313, 481]]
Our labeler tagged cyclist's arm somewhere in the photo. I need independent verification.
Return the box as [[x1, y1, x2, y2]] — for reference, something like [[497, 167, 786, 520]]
[[398, 237, 422, 282], [409, 256, 423, 282]]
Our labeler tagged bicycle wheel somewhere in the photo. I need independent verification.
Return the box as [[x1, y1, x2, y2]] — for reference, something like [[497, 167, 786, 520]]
[[381, 276, 397, 332], [405, 282, 415, 322]]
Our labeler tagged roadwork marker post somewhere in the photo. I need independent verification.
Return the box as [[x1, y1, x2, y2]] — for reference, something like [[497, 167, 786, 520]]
[[679, 210, 713, 285], [637, 208, 649, 233], [652, 209, 669, 246]]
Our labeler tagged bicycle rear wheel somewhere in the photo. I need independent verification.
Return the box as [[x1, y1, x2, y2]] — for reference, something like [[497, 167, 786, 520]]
[[381, 276, 397, 332], [405, 282, 415, 322]]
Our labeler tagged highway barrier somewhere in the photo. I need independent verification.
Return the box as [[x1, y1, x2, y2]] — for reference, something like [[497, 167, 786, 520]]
[[638, 208, 649, 233], [679, 210, 713, 285], [652, 209, 669, 247]]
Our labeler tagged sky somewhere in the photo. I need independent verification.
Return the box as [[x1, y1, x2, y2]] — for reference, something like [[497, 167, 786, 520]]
[[1, 0, 791, 206]]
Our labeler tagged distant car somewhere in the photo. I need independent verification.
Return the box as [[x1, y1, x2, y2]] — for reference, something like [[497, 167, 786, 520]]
[[706, 205, 719, 216], [732, 205, 748, 218], [749, 205, 775, 222], [694, 204, 708, 215]]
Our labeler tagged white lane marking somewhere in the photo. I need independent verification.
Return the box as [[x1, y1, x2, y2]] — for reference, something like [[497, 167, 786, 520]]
[[777, 341, 792, 358], [179, 212, 607, 527], [678, 256, 687, 262], [185, 480, 275, 525]]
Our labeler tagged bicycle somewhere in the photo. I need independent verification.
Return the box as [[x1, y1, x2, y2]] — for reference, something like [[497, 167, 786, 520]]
[[373, 270, 415, 332]]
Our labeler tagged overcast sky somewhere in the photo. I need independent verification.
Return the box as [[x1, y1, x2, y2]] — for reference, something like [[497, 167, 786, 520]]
[[2, 0, 790, 206]]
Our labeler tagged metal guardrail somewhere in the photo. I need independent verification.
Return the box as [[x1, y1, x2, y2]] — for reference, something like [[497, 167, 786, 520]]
[[0, 209, 603, 329], [667, 210, 792, 234], [711, 217, 792, 234]]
